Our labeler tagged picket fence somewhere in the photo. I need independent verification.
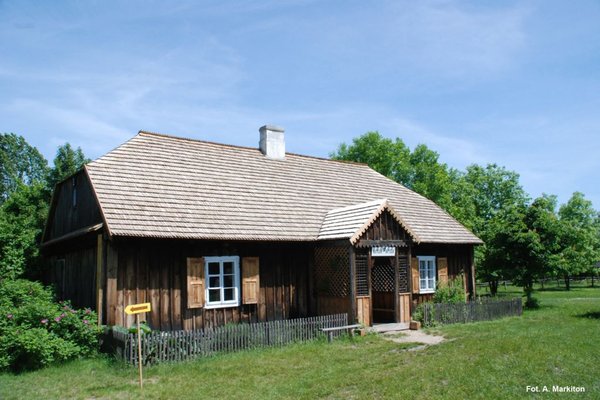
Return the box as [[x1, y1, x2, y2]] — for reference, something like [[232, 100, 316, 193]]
[[422, 298, 522, 326], [110, 313, 348, 365]]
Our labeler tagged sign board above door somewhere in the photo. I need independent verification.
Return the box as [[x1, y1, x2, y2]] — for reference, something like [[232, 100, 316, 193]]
[[371, 246, 396, 257]]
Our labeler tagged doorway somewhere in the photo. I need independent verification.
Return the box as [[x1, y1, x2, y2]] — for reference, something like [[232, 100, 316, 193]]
[[371, 256, 396, 323]]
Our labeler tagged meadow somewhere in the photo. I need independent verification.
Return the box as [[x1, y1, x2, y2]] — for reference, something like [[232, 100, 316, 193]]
[[1, 285, 598, 399]]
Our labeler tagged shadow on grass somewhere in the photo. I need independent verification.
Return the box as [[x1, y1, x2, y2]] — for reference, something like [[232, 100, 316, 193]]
[[577, 311, 600, 320]]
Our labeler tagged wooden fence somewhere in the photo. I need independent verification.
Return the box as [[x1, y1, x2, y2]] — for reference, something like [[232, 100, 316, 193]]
[[423, 298, 522, 326], [109, 313, 348, 365]]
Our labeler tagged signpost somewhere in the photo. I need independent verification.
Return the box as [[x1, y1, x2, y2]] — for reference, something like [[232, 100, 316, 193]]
[[125, 302, 151, 389]]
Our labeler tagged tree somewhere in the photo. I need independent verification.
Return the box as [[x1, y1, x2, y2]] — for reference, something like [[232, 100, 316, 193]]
[[408, 144, 454, 212], [554, 192, 600, 290], [0, 182, 49, 280], [463, 164, 529, 294], [0, 133, 48, 203], [47, 143, 90, 189], [331, 132, 458, 214], [331, 132, 412, 185]]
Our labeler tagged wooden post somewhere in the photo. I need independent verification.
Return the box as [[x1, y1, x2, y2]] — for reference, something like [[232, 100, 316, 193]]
[[96, 233, 104, 326], [394, 251, 400, 323], [349, 246, 357, 323], [137, 313, 143, 389]]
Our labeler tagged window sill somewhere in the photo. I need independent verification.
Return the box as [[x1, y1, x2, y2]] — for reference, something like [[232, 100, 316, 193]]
[[419, 290, 435, 295], [204, 302, 240, 310]]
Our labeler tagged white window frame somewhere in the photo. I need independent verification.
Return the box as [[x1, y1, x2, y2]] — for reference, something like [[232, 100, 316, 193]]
[[204, 256, 240, 309], [418, 256, 436, 294]]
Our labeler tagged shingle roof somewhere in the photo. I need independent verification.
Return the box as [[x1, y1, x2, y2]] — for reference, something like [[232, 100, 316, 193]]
[[318, 199, 415, 244], [85, 131, 482, 244]]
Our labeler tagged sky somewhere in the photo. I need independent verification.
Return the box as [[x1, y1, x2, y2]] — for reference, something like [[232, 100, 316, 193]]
[[1, 0, 599, 209]]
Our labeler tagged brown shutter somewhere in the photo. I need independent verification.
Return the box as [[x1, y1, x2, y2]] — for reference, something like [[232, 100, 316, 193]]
[[411, 257, 419, 294], [187, 257, 205, 308], [242, 257, 260, 305], [438, 257, 448, 286]]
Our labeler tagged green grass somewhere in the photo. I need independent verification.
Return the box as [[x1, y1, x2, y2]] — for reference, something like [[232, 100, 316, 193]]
[[2, 287, 599, 399]]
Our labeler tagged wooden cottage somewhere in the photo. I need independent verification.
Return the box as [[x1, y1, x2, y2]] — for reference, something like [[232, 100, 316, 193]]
[[41, 126, 482, 330]]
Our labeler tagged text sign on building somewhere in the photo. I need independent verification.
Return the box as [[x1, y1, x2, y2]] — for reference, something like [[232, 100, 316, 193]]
[[371, 246, 396, 257]]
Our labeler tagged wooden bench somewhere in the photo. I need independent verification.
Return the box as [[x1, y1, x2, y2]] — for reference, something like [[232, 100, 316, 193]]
[[322, 324, 362, 343]]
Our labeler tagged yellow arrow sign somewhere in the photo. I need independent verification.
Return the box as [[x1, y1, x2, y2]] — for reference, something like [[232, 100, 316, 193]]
[[125, 302, 151, 315]]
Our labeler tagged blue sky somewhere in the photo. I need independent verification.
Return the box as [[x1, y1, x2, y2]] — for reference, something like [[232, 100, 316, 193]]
[[1, 1, 599, 209]]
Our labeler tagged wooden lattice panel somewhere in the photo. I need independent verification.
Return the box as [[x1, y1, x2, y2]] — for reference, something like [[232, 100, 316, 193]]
[[398, 254, 409, 293], [314, 247, 350, 297], [372, 260, 395, 292], [355, 252, 369, 296]]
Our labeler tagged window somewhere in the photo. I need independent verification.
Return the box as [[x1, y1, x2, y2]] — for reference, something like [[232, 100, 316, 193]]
[[418, 256, 436, 293], [71, 176, 77, 208], [205, 256, 240, 308]]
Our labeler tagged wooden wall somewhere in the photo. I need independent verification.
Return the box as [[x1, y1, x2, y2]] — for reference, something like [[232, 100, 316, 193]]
[[354, 210, 410, 247], [411, 243, 475, 307], [44, 170, 103, 241], [106, 239, 311, 330], [47, 245, 97, 310]]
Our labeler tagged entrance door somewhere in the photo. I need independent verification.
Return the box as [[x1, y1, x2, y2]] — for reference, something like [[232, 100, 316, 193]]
[[371, 256, 396, 323]]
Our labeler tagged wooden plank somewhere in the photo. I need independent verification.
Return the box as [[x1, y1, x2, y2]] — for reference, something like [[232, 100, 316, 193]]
[[394, 249, 400, 323], [172, 255, 182, 330], [349, 246, 356, 323], [438, 257, 448, 285], [124, 248, 136, 328], [106, 241, 119, 325], [242, 257, 260, 304], [160, 253, 171, 330], [96, 234, 104, 326], [411, 256, 419, 294], [148, 251, 160, 329]]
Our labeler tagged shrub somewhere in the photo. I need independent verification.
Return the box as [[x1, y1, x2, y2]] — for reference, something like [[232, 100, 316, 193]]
[[0, 279, 101, 372], [433, 276, 466, 304]]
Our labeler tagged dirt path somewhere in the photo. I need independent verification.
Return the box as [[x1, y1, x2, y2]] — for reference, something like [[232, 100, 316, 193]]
[[381, 330, 446, 350]]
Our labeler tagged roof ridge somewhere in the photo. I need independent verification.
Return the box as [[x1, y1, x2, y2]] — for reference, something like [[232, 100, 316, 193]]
[[137, 130, 369, 166]]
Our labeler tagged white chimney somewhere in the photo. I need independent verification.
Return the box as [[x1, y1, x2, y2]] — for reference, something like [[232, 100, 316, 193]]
[[259, 125, 285, 159]]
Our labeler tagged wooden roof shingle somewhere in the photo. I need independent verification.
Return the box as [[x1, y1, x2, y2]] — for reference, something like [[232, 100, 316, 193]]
[[85, 131, 482, 244]]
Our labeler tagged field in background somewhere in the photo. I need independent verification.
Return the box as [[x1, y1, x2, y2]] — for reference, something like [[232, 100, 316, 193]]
[[1, 287, 599, 399]]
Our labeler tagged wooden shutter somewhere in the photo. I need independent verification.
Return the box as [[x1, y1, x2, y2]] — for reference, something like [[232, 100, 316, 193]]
[[242, 257, 260, 305], [411, 257, 419, 294], [438, 257, 448, 286], [187, 257, 205, 308]]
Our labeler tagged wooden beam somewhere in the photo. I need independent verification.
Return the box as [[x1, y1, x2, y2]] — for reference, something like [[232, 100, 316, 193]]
[[349, 246, 357, 324], [96, 233, 104, 326], [394, 251, 400, 323], [41, 223, 104, 248], [106, 240, 118, 326], [356, 239, 407, 248]]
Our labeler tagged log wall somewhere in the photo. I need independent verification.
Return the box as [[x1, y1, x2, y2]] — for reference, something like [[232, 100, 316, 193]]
[[44, 170, 102, 241], [106, 239, 311, 330]]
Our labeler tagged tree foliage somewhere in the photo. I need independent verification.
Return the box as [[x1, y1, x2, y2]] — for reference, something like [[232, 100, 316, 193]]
[[0, 133, 48, 203], [47, 143, 90, 189], [553, 192, 600, 289], [0, 136, 88, 280], [332, 131, 600, 299]]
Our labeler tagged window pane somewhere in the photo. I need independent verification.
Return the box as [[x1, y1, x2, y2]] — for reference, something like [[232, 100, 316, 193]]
[[208, 262, 220, 275], [224, 288, 234, 301], [208, 289, 220, 302], [209, 277, 220, 288], [223, 262, 234, 275], [420, 279, 426, 288], [223, 275, 233, 288]]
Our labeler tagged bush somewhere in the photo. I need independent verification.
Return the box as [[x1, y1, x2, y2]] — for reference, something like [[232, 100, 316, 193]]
[[0, 279, 101, 372], [433, 276, 466, 304]]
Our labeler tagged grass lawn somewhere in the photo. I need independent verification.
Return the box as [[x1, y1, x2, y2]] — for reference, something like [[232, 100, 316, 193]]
[[1, 287, 599, 399]]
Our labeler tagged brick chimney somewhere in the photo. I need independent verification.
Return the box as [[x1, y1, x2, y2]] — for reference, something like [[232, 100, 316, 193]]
[[259, 125, 285, 159]]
